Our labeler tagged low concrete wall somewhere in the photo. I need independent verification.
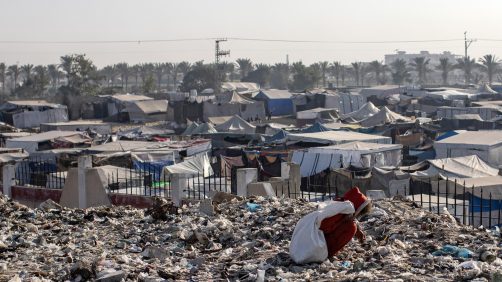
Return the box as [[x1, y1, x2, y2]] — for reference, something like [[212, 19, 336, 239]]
[[6, 185, 156, 209], [11, 186, 62, 208]]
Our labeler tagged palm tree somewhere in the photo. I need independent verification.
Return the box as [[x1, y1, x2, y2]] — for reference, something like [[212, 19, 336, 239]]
[[139, 63, 154, 91], [330, 62, 343, 87], [0, 63, 6, 94], [177, 61, 192, 81], [270, 63, 289, 89], [131, 64, 141, 90], [100, 66, 116, 87], [33, 65, 50, 92], [47, 64, 59, 89], [153, 63, 165, 92], [479, 54, 499, 85], [163, 63, 174, 91], [236, 58, 253, 79], [319, 61, 329, 87], [410, 57, 430, 85], [21, 64, 34, 82], [350, 62, 362, 86], [369, 60, 384, 85], [115, 62, 130, 91], [436, 58, 453, 86], [456, 56, 477, 84], [291, 61, 306, 75], [390, 59, 410, 85], [59, 55, 73, 83], [7, 65, 20, 91], [310, 63, 322, 88]]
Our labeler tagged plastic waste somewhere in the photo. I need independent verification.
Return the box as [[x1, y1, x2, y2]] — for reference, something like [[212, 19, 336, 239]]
[[340, 261, 351, 268], [246, 202, 262, 212], [432, 244, 473, 258]]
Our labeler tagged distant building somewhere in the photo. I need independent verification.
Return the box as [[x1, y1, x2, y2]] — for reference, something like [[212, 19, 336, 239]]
[[385, 51, 461, 66]]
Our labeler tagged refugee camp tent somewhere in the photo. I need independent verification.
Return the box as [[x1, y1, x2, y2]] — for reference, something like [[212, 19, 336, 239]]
[[434, 130, 502, 167], [308, 141, 403, 168], [322, 92, 366, 115], [117, 125, 174, 139], [296, 108, 338, 126], [300, 121, 331, 133], [286, 131, 392, 145], [253, 89, 294, 116], [203, 91, 266, 120], [0, 100, 68, 129], [408, 155, 499, 179], [291, 149, 342, 177], [215, 115, 256, 134], [183, 122, 200, 135], [437, 106, 501, 120], [265, 129, 290, 144], [359, 85, 406, 99], [107, 94, 153, 117], [162, 153, 213, 177], [477, 83, 498, 95], [191, 122, 218, 134], [359, 106, 412, 127], [340, 102, 379, 122], [6, 131, 91, 153], [221, 82, 260, 94], [125, 100, 168, 122], [40, 120, 112, 135]]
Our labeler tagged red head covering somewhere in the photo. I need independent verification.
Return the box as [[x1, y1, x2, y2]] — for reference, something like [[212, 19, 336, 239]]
[[343, 187, 370, 216]]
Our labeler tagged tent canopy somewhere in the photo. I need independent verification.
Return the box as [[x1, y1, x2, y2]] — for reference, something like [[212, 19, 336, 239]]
[[341, 102, 379, 122], [162, 153, 213, 177], [360, 106, 412, 127], [287, 131, 392, 145], [301, 121, 330, 133], [215, 115, 256, 134], [411, 155, 499, 179]]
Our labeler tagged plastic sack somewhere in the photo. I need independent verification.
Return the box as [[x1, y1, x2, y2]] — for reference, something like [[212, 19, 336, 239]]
[[289, 201, 355, 264]]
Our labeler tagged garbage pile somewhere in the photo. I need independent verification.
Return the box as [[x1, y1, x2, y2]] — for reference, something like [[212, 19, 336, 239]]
[[0, 194, 501, 281]]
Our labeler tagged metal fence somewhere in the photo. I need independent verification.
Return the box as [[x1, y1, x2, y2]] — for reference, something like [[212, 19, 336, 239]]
[[14, 157, 67, 189], [106, 165, 171, 198]]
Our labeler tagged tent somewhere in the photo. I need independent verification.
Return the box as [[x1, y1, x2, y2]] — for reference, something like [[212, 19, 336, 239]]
[[215, 115, 256, 134], [359, 106, 412, 127], [300, 121, 330, 133], [296, 108, 338, 122], [359, 85, 406, 99], [291, 150, 342, 177], [253, 89, 295, 116], [286, 131, 392, 145], [5, 131, 91, 153], [162, 153, 213, 177], [340, 102, 379, 122], [118, 125, 174, 139], [477, 83, 498, 95], [125, 100, 168, 122], [308, 141, 402, 168], [183, 122, 200, 135], [408, 155, 499, 179], [191, 122, 218, 134], [0, 100, 69, 129], [203, 91, 266, 120], [434, 130, 502, 167]]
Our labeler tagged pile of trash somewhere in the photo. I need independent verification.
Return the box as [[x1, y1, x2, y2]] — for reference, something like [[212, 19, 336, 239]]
[[0, 194, 501, 281]]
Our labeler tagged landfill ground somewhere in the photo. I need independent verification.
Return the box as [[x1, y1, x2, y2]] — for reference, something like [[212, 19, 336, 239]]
[[0, 194, 501, 282]]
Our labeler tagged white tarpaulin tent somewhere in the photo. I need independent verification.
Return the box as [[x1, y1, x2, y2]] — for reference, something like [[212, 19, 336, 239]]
[[286, 131, 391, 145], [215, 115, 256, 134], [340, 102, 379, 122], [434, 130, 502, 167], [359, 106, 412, 127], [410, 155, 499, 179], [291, 150, 342, 177], [5, 131, 90, 153], [162, 153, 213, 177], [125, 100, 168, 122], [308, 141, 402, 168]]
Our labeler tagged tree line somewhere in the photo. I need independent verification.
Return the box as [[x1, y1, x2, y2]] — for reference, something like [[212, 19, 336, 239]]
[[0, 53, 500, 97]]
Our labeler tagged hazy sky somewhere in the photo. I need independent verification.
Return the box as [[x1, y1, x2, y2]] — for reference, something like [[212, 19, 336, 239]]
[[1, 0, 502, 67]]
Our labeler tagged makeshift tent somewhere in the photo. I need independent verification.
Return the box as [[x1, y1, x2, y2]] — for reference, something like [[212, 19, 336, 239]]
[[191, 123, 218, 135], [125, 100, 168, 122], [203, 91, 266, 120], [434, 130, 502, 167], [286, 131, 392, 145], [117, 125, 174, 139], [215, 115, 256, 134], [359, 106, 412, 127], [359, 85, 406, 98], [132, 152, 176, 181], [371, 167, 410, 196], [308, 141, 402, 168], [253, 89, 295, 116], [296, 108, 338, 121], [437, 106, 501, 120], [301, 121, 330, 133], [40, 120, 112, 135], [291, 150, 342, 177], [409, 155, 499, 179], [340, 102, 379, 122], [162, 153, 213, 177], [0, 100, 69, 129], [183, 122, 200, 135], [322, 92, 366, 115], [5, 131, 91, 153], [265, 129, 290, 144], [477, 83, 498, 95]]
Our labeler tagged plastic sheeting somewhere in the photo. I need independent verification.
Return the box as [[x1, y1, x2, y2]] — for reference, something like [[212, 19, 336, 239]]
[[215, 115, 256, 134], [162, 153, 213, 177], [12, 108, 68, 129], [340, 102, 379, 122], [359, 106, 412, 127], [411, 155, 499, 179], [287, 131, 392, 145], [132, 152, 176, 180], [291, 150, 342, 177], [308, 142, 402, 168]]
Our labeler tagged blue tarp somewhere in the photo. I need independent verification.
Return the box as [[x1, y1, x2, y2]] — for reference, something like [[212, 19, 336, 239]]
[[133, 160, 174, 181], [301, 121, 330, 133], [436, 130, 461, 141], [470, 194, 502, 213], [266, 129, 289, 143]]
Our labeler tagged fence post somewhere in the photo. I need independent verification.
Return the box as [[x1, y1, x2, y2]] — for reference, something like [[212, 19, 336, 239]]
[[236, 168, 257, 197], [281, 162, 290, 179], [171, 173, 187, 207], [2, 164, 15, 198], [77, 156, 92, 209]]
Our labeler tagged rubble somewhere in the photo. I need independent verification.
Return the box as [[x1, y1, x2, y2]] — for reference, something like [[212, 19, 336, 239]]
[[0, 194, 501, 281]]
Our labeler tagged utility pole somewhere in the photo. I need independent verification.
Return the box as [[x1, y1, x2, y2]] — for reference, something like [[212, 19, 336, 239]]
[[215, 38, 230, 94], [464, 31, 475, 59]]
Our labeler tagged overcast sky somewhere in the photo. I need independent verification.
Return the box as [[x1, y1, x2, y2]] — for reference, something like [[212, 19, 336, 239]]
[[1, 0, 502, 67]]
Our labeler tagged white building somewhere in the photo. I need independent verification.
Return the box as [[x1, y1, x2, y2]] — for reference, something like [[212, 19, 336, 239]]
[[385, 51, 461, 66]]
